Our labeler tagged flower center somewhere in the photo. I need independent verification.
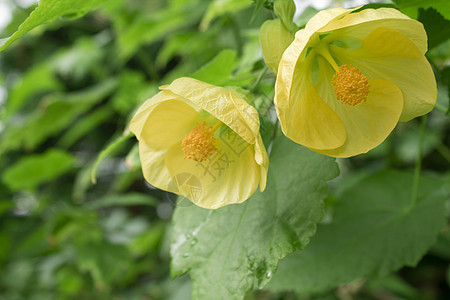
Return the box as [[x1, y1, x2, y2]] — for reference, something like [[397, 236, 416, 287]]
[[332, 64, 369, 106], [181, 122, 218, 162]]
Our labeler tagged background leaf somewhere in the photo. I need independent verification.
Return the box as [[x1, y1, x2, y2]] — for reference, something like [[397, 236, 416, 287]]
[[418, 7, 450, 49], [267, 170, 448, 296], [170, 136, 339, 300], [191, 49, 254, 86], [0, 0, 106, 52], [2, 149, 76, 191], [200, 0, 252, 31], [392, 0, 450, 19]]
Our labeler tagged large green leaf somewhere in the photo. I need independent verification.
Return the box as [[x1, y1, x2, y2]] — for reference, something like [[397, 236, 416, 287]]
[[0, 0, 106, 52], [267, 170, 448, 295], [170, 136, 339, 300]]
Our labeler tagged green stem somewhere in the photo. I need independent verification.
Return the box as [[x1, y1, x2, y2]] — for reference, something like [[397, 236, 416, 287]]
[[267, 117, 280, 155], [411, 115, 427, 205], [250, 66, 268, 92], [271, 117, 279, 142], [91, 131, 134, 184]]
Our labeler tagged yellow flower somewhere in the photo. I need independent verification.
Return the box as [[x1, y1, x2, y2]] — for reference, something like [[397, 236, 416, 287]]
[[275, 7, 437, 157], [129, 77, 268, 209]]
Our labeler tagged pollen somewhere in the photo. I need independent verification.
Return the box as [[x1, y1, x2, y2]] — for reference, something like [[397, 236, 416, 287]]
[[332, 64, 370, 106], [181, 122, 217, 162]]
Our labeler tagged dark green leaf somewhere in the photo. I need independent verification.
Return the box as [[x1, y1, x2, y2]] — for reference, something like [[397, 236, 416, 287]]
[[418, 7, 450, 49], [392, 0, 450, 19], [267, 170, 448, 295]]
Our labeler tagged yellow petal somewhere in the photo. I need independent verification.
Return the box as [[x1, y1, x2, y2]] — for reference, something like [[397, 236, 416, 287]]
[[331, 26, 436, 121], [138, 141, 172, 192], [275, 55, 346, 150], [164, 131, 262, 209], [313, 79, 403, 157], [255, 134, 268, 191], [129, 90, 181, 138], [162, 77, 259, 145], [320, 8, 428, 54], [304, 7, 355, 33], [139, 99, 199, 150]]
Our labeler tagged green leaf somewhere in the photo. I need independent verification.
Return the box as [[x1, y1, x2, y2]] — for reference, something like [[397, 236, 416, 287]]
[[0, 0, 106, 52], [392, 0, 450, 19], [111, 70, 148, 114], [0, 78, 117, 154], [365, 274, 421, 299], [418, 7, 450, 49], [76, 240, 133, 288], [114, 1, 206, 60], [5, 62, 63, 118], [200, 0, 252, 31], [2, 149, 76, 192], [170, 136, 339, 300], [267, 170, 448, 295], [57, 107, 114, 149], [52, 37, 105, 81], [252, 0, 270, 20], [191, 49, 239, 85], [191, 49, 254, 87], [0, 201, 14, 217]]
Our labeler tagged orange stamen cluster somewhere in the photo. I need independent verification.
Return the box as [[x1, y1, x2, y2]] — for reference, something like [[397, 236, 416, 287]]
[[332, 64, 370, 106], [181, 122, 217, 162]]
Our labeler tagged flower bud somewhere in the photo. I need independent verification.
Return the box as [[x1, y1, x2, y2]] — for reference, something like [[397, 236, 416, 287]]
[[274, 0, 297, 32], [260, 18, 294, 74]]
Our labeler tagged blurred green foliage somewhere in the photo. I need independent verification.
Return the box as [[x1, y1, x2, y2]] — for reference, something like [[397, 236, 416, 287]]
[[0, 0, 449, 299]]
